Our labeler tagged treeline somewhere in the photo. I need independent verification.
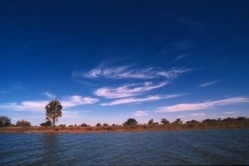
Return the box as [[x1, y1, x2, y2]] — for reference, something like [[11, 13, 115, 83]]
[[0, 116, 31, 127], [1, 116, 249, 130]]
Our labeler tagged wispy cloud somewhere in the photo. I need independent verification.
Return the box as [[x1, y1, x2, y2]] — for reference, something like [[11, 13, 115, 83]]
[[131, 111, 148, 117], [42, 91, 56, 99], [191, 113, 205, 116], [176, 54, 188, 61], [222, 111, 238, 115], [199, 80, 221, 88], [0, 95, 99, 112], [78, 65, 190, 80], [62, 96, 99, 109], [157, 97, 249, 112], [95, 82, 167, 99], [101, 94, 183, 106]]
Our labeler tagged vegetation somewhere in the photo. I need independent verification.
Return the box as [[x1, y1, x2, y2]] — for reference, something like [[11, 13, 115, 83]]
[[96, 123, 102, 127], [161, 118, 170, 125], [40, 121, 51, 127], [16, 120, 31, 126], [0, 116, 249, 133], [123, 118, 138, 126], [45, 100, 62, 126], [0, 116, 11, 127]]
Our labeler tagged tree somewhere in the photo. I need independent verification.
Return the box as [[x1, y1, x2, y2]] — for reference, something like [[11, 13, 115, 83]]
[[148, 118, 154, 125], [81, 123, 88, 127], [45, 100, 62, 126], [172, 118, 182, 124], [16, 120, 31, 126], [0, 116, 11, 127], [96, 123, 102, 127], [161, 118, 170, 125], [123, 118, 138, 126]]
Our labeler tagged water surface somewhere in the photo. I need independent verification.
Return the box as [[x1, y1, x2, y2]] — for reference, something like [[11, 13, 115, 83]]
[[0, 129, 248, 165]]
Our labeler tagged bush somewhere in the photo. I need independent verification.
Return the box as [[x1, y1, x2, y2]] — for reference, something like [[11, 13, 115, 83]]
[[161, 118, 170, 125], [40, 121, 51, 126], [123, 118, 138, 126], [16, 120, 31, 126], [0, 116, 11, 127], [103, 123, 108, 127], [96, 123, 102, 127], [148, 119, 154, 125], [81, 123, 88, 127]]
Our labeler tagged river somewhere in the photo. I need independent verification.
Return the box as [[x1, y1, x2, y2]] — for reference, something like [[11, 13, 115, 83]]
[[0, 129, 248, 165]]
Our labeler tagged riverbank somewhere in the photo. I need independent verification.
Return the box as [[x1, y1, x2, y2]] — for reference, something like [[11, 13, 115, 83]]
[[1, 122, 249, 133]]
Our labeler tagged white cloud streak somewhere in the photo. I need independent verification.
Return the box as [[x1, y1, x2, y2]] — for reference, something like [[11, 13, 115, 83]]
[[80, 66, 190, 80], [43, 91, 56, 99], [95, 82, 167, 99], [191, 113, 205, 116], [132, 111, 148, 117], [157, 97, 249, 112], [199, 80, 221, 88], [222, 111, 238, 115], [0, 95, 99, 112], [101, 94, 183, 106]]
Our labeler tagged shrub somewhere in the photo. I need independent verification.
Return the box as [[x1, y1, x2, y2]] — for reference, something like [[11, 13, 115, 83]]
[[96, 123, 102, 127], [81, 123, 88, 127], [123, 118, 138, 126], [0, 116, 11, 127], [40, 121, 51, 126], [16, 120, 31, 126], [161, 118, 170, 125]]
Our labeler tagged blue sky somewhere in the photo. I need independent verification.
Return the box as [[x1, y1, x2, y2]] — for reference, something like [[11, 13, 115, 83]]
[[1, 0, 249, 126]]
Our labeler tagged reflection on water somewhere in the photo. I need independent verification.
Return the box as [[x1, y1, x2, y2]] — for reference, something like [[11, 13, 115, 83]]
[[42, 134, 59, 165], [0, 129, 249, 165]]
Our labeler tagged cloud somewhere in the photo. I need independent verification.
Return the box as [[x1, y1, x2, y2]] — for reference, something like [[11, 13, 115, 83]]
[[42, 91, 56, 99], [222, 111, 238, 115], [95, 82, 167, 99], [101, 94, 183, 106], [62, 96, 99, 109], [132, 111, 148, 117], [0, 101, 48, 112], [157, 97, 249, 112], [176, 54, 188, 60], [191, 113, 205, 116], [0, 95, 99, 112], [79, 65, 190, 80], [199, 80, 221, 88]]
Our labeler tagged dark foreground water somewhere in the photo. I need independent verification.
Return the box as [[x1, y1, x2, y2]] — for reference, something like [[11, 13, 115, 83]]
[[0, 129, 249, 165]]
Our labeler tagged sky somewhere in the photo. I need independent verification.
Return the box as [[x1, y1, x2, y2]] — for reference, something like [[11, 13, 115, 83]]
[[1, 0, 249, 126]]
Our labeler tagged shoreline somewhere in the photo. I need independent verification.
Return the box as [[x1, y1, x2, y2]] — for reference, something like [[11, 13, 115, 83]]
[[1, 125, 249, 133]]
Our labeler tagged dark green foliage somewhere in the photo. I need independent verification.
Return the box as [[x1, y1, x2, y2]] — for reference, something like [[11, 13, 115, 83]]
[[0, 116, 11, 127], [81, 123, 88, 127], [16, 120, 31, 126], [96, 123, 102, 127], [123, 118, 138, 126], [40, 121, 51, 126], [161, 118, 170, 125], [103, 123, 108, 127], [148, 119, 154, 125], [172, 118, 183, 124], [45, 100, 63, 126]]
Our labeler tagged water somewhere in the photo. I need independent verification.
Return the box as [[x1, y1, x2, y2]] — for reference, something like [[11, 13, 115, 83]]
[[0, 129, 248, 165]]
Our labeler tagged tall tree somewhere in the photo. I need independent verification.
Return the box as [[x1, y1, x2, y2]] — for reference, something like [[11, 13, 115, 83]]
[[45, 100, 62, 126]]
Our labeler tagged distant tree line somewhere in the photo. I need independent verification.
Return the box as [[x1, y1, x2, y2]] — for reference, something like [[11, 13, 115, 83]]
[[1, 116, 249, 129]]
